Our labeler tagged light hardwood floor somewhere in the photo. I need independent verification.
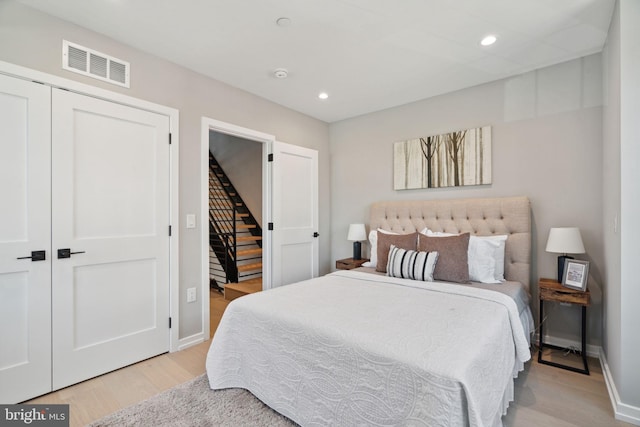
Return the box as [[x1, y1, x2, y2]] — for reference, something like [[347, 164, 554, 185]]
[[26, 291, 229, 427], [26, 290, 630, 427]]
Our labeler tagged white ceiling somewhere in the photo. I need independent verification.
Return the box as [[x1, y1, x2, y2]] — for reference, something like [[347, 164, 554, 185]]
[[18, 0, 615, 123]]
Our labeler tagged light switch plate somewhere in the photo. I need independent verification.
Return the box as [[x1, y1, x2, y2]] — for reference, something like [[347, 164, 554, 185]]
[[186, 214, 196, 229], [187, 287, 197, 303]]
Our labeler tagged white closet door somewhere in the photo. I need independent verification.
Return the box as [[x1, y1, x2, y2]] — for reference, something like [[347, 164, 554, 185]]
[[0, 75, 52, 403], [271, 141, 319, 287], [51, 89, 171, 389]]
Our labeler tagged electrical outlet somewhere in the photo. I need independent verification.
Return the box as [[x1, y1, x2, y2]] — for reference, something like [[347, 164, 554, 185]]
[[187, 287, 197, 303]]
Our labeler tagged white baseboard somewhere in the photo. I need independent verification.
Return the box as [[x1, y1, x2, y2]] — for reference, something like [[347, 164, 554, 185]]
[[176, 332, 208, 352], [599, 349, 640, 426], [534, 332, 600, 358]]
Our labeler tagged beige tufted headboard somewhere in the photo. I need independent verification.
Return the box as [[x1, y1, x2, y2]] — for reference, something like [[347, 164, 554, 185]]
[[369, 196, 531, 291]]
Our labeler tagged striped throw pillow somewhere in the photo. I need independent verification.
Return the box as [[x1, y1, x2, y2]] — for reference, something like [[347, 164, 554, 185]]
[[386, 245, 439, 282]]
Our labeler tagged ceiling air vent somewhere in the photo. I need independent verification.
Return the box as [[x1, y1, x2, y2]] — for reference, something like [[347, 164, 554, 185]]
[[62, 40, 130, 88]]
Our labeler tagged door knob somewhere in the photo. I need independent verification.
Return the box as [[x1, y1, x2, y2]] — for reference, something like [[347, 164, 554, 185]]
[[313, 232, 320, 238], [17, 250, 46, 261], [57, 248, 86, 259]]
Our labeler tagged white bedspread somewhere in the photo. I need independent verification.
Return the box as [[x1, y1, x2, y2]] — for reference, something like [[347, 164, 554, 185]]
[[206, 270, 531, 427]]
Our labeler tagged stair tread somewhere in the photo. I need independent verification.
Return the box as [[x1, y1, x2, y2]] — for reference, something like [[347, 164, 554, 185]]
[[224, 279, 262, 301], [225, 281, 262, 293], [236, 236, 262, 242], [237, 248, 262, 256], [237, 262, 262, 272]]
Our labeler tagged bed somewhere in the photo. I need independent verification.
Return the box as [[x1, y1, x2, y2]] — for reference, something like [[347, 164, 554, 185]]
[[207, 196, 534, 427]]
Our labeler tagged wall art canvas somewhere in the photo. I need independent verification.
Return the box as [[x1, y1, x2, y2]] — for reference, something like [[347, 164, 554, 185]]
[[393, 126, 491, 190]]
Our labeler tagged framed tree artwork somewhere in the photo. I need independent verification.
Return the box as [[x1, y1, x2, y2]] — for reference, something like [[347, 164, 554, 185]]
[[393, 126, 492, 190]]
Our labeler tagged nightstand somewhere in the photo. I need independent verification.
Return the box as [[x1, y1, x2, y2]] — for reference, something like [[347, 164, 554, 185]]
[[538, 278, 590, 375], [336, 258, 369, 270]]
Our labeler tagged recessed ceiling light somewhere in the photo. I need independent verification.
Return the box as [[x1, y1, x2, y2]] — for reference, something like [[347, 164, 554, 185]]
[[480, 35, 497, 46], [318, 92, 329, 100], [276, 17, 291, 27], [273, 68, 288, 79]]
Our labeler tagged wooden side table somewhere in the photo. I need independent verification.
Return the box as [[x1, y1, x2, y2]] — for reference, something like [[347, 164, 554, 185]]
[[538, 278, 590, 375], [336, 258, 369, 270]]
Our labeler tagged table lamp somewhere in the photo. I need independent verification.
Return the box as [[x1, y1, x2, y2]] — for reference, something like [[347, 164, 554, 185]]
[[545, 227, 585, 282], [347, 224, 367, 260]]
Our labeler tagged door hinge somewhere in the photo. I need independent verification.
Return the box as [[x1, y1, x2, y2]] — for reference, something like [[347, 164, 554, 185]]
[[169, 133, 172, 145], [268, 222, 274, 230], [268, 153, 273, 162], [169, 225, 172, 236], [169, 317, 172, 328]]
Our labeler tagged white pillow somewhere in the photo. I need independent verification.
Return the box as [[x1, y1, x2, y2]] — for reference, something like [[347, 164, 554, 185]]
[[475, 234, 508, 281], [361, 228, 398, 268], [386, 245, 439, 282], [467, 238, 501, 283], [419, 228, 507, 283]]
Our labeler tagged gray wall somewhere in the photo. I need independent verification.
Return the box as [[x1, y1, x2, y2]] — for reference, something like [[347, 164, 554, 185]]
[[0, 1, 331, 340], [603, 0, 640, 413], [617, 0, 640, 409], [330, 55, 605, 349], [602, 0, 623, 408]]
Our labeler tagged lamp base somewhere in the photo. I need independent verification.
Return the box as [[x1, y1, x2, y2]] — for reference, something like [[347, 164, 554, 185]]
[[352, 241, 362, 260], [557, 255, 573, 283]]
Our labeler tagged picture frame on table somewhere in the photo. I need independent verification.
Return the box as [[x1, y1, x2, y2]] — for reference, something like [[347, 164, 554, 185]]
[[562, 259, 589, 291]]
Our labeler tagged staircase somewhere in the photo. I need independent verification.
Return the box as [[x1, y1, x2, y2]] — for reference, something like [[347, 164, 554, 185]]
[[209, 152, 262, 298]]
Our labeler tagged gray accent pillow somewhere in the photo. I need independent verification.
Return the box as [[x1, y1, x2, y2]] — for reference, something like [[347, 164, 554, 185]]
[[418, 232, 470, 283], [376, 231, 418, 273]]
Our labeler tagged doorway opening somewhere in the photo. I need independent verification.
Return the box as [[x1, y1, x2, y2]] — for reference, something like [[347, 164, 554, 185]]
[[201, 118, 274, 339], [208, 131, 263, 295]]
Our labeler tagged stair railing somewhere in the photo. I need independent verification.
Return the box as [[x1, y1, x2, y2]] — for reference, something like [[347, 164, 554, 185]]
[[208, 152, 262, 285], [209, 173, 238, 283]]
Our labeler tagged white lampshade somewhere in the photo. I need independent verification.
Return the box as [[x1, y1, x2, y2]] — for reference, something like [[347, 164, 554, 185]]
[[347, 223, 367, 241], [545, 227, 585, 254]]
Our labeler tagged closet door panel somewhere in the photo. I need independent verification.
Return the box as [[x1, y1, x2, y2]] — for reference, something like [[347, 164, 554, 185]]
[[0, 75, 52, 403], [51, 89, 171, 390]]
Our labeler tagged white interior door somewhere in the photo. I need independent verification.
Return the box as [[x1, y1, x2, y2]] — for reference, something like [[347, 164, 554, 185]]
[[271, 141, 319, 287], [51, 89, 171, 389], [0, 75, 52, 403]]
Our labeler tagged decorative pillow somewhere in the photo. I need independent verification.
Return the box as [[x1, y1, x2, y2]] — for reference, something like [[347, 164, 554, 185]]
[[376, 231, 418, 273], [361, 228, 398, 268], [386, 245, 439, 282], [418, 232, 470, 283], [420, 228, 507, 283]]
